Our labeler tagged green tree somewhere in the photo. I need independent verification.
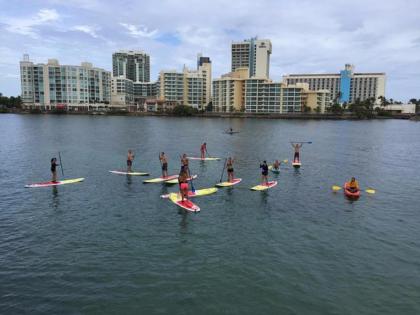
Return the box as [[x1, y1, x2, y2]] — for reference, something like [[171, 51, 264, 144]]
[[328, 104, 344, 115], [172, 105, 198, 116]]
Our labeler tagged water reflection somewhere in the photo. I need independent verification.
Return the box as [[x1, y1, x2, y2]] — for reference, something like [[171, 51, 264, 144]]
[[51, 186, 59, 209]]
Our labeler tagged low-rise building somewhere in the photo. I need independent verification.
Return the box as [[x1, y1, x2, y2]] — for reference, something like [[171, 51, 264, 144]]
[[111, 77, 134, 107]]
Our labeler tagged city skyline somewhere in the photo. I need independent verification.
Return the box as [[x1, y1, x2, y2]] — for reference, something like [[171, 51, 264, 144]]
[[1, 0, 420, 101]]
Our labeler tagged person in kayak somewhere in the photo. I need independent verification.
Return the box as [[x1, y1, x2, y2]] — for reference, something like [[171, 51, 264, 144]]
[[51, 157, 59, 182], [260, 160, 269, 185], [127, 150, 134, 172], [227, 157, 234, 182], [178, 170, 189, 201], [160, 152, 168, 178], [200, 142, 207, 159], [291, 143, 303, 162], [347, 177, 360, 193], [273, 159, 281, 170]]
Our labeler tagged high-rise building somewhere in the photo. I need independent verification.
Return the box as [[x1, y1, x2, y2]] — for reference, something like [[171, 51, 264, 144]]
[[212, 67, 248, 112], [231, 37, 272, 79], [283, 64, 386, 105], [158, 55, 212, 110], [158, 70, 185, 105], [20, 55, 111, 110], [112, 50, 150, 82]]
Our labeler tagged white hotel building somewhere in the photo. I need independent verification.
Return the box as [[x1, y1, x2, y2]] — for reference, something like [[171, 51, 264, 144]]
[[283, 64, 386, 105], [20, 55, 111, 110]]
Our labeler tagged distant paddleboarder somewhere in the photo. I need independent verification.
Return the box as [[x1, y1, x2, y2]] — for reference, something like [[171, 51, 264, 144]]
[[273, 159, 280, 171], [127, 150, 134, 172], [227, 157, 235, 182], [291, 143, 303, 162], [160, 152, 168, 178], [260, 160, 269, 185], [347, 177, 360, 193], [51, 157, 59, 182], [200, 142, 207, 159]]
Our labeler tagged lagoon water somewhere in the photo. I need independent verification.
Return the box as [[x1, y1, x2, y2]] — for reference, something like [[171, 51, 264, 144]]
[[0, 114, 419, 314]]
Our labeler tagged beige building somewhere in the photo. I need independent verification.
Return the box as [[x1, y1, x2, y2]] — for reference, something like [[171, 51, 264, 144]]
[[212, 68, 248, 112], [111, 77, 134, 107], [231, 38, 272, 79]]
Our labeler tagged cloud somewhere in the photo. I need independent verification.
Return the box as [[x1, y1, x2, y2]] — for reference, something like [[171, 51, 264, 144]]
[[3, 8, 59, 38], [71, 25, 99, 38], [120, 23, 158, 38]]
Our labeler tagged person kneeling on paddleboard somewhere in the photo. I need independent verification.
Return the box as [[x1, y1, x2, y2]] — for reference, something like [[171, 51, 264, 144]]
[[273, 159, 280, 170], [291, 143, 302, 162], [227, 157, 234, 182], [347, 177, 359, 193], [127, 150, 134, 172], [178, 171, 189, 201], [160, 152, 168, 178], [260, 161, 269, 185], [51, 157, 59, 182]]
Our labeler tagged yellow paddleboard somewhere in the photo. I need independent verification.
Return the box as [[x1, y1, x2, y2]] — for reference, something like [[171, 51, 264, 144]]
[[215, 178, 242, 187], [250, 181, 278, 191]]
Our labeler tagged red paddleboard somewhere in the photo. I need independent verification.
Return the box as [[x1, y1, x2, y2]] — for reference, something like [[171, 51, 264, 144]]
[[169, 193, 200, 212]]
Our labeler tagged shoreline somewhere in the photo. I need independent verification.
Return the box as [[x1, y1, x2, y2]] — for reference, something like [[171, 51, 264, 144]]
[[0, 109, 416, 120]]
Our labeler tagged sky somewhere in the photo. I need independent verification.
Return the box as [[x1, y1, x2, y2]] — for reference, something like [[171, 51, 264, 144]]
[[0, 0, 419, 101]]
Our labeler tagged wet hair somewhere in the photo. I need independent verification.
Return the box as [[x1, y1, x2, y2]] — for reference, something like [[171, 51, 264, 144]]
[[263, 160, 267, 163], [51, 158, 56, 163]]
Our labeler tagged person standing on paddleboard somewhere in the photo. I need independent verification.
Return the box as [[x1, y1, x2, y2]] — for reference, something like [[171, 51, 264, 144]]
[[127, 150, 135, 172], [180, 154, 189, 174], [227, 157, 235, 182], [260, 160, 269, 185], [160, 152, 168, 178], [178, 170, 189, 201], [51, 157, 59, 182], [291, 143, 303, 162], [273, 159, 280, 170], [200, 142, 207, 159]]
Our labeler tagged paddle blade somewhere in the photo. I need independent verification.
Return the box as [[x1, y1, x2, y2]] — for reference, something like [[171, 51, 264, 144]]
[[332, 185, 342, 191], [365, 188, 376, 194], [283, 159, 288, 163]]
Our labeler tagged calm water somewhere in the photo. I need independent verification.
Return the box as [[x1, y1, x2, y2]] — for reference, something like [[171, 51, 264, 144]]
[[0, 114, 419, 314]]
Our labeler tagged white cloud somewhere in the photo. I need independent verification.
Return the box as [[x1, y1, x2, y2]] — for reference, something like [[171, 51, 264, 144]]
[[120, 23, 158, 38], [72, 25, 99, 38], [4, 8, 59, 38]]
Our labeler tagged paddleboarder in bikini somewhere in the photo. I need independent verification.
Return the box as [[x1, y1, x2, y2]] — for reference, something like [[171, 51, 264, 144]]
[[227, 157, 234, 182], [291, 143, 303, 162], [51, 157, 59, 182], [127, 150, 134, 172], [180, 154, 190, 175], [200, 142, 207, 159], [178, 170, 189, 201], [160, 152, 168, 178], [260, 160, 269, 185]]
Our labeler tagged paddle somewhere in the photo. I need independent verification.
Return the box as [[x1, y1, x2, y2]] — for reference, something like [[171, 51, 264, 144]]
[[332, 185, 376, 194], [187, 166, 196, 193], [58, 152, 64, 176], [290, 141, 313, 144], [219, 158, 227, 182]]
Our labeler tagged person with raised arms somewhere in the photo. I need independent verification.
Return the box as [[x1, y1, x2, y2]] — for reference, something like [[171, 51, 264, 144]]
[[291, 143, 303, 163], [200, 142, 207, 159], [51, 157, 60, 182], [159, 152, 168, 178], [260, 160, 269, 185], [127, 149, 135, 172]]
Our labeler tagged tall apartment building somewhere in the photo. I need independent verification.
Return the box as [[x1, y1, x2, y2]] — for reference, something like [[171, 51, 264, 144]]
[[112, 50, 150, 82], [231, 37, 272, 79], [158, 70, 185, 104], [213, 68, 329, 113], [283, 64, 386, 105], [158, 55, 212, 109], [20, 55, 111, 110], [133, 82, 158, 105]]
